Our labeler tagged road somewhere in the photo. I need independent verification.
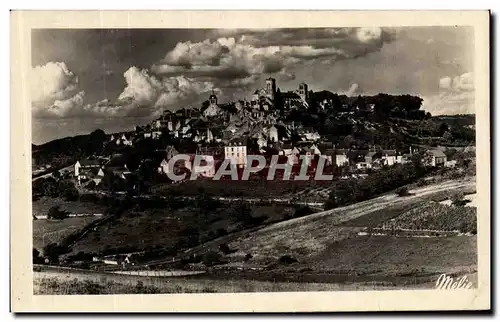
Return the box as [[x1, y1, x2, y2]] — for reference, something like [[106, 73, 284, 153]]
[[32, 164, 74, 181], [263, 179, 475, 231]]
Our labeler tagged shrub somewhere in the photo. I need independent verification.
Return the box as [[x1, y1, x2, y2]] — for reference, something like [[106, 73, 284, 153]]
[[47, 206, 69, 220], [396, 187, 411, 197], [244, 253, 253, 261], [218, 243, 231, 254], [278, 255, 298, 265], [293, 205, 314, 218], [451, 193, 468, 206], [216, 228, 228, 237], [201, 251, 222, 266], [33, 248, 44, 264]]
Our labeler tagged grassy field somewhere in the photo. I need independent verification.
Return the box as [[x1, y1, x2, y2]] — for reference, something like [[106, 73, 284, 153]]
[[308, 235, 477, 275], [69, 204, 295, 257], [378, 202, 477, 233], [33, 268, 413, 295], [33, 216, 101, 252]]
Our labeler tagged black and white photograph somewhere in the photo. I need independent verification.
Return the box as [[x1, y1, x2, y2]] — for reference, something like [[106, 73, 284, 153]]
[[10, 10, 490, 312]]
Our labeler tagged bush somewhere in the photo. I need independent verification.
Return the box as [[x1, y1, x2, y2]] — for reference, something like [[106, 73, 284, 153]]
[[244, 253, 253, 261], [47, 206, 69, 220], [278, 255, 298, 265], [218, 243, 231, 254], [202, 251, 222, 266], [451, 193, 468, 206], [33, 248, 44, 264], [293, 205, 314, 218], [216, 228, 228, 237], [43, 243, 64, 264], [396, 187, 411, 197]]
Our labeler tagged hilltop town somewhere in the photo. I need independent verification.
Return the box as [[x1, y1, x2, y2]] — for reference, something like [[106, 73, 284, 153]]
[[32, 78, 477, 292], [33, 77, 475, 192]]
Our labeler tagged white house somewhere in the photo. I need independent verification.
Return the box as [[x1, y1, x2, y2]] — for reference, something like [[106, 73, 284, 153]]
[[381, 150, 398, 166], [224, 139, 248, 167], [74, 159, 101, 177], [335, 150, 349, 167], [268, 125, 279, 142], [424, 150, 448, 167]]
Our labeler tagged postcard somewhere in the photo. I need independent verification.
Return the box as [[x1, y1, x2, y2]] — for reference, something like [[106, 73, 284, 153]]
[[10, 10, 490, 312]]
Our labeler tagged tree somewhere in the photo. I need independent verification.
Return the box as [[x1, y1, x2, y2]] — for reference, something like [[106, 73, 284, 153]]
[[43, 243, 62, 263], [33, 248, 44, 264], [443, 131, 454, 143], [57, 180, 79, 201]]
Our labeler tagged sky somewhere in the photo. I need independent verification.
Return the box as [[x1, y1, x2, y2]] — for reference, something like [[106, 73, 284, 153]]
[[31, 26, 474, 144]]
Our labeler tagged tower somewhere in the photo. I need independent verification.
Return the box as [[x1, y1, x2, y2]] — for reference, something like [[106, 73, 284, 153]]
[[265, 77, 276, 101], [209, 90, 218, 106], [298, 83, 308, 102]]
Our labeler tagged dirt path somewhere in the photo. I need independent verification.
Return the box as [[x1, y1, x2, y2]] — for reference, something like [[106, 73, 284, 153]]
[[260, 179, 475, 232]]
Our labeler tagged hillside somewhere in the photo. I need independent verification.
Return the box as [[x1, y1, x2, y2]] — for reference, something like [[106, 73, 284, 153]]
[[176, 179, 478, 279]]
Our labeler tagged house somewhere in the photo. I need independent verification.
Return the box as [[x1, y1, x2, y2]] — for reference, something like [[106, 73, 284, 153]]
[[335, 150, 349, 167], [298, 127, 321, 142], [120, 134, 133, 146], [364, 151, 381, 164], [196, 146, 223, 158], [279, 143, 299, 157], [268, 125, 279, 143], [203, 92, 223, 117], [355, 162, 372, 170], [107, 166, 132, 180], [425, 149, 448, 167], [185, 155, 216, 178], [304, 144, 321, 156], [445, 160, 458, 168], [381, 150, 398, 166], [77, 167, 104, 185], [165, 146, 179, 161], [319, 148, 336, 166], [74, 159, 101, 177], [158, 159, 170, 175], [224, 138, 248, 167]]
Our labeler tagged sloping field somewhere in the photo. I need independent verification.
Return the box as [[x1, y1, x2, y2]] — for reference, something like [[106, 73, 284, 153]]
[[33, 216, 101, 252], [226, 180, 475, 262]]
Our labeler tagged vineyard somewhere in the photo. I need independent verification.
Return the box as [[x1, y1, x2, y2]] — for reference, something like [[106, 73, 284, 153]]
[[378, 202, 477, 233]]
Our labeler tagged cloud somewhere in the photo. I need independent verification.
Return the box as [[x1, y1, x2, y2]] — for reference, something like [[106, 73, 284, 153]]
[[33, 66, 217, 118], [424, 72, 474, 115], [356, 27, 383, 43], [338, 83, 360, 96], [151, 28, 394, 87], [439, 72, 474, 92], [31, 62, 79, 104]]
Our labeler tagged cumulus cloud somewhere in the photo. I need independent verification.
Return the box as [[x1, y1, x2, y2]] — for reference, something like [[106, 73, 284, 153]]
[[31, 62, 79, 104], [34, 66, 217, 118], [439, 72, 474, 92], [151, 27, 393, 85], [338, 83, 360, 96], [424, 72, 475, 115]]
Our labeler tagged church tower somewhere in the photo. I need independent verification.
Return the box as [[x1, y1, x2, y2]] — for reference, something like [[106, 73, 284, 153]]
[[265, 77, 277, 101], [209, 90, 218, 106], [298, 83, 308, 102]]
